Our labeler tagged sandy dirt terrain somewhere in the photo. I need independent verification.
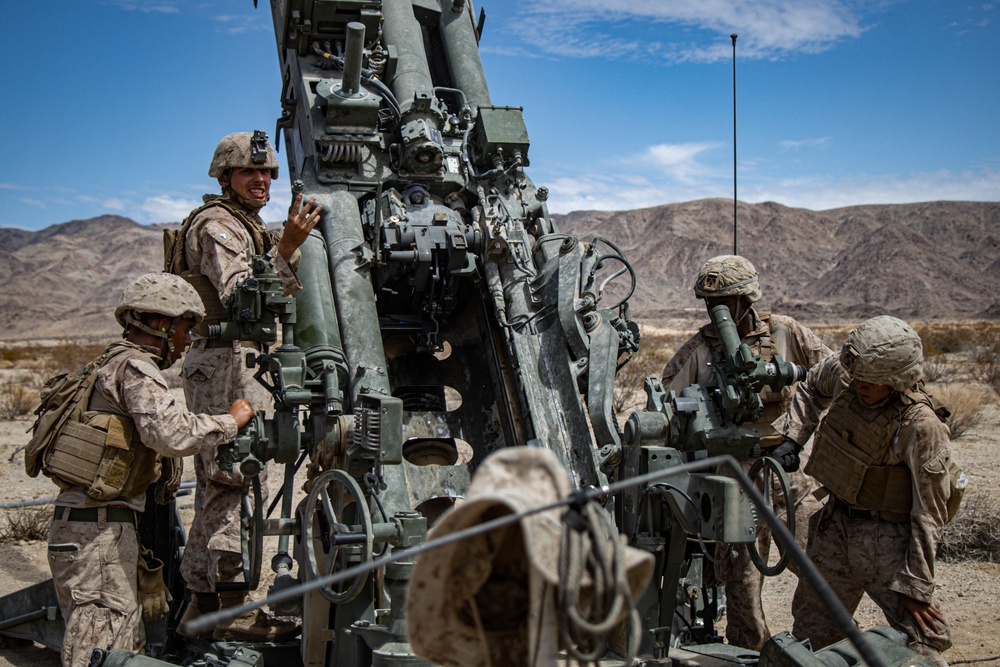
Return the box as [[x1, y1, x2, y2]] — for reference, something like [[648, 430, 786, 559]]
[[0, 376, 997, 666]]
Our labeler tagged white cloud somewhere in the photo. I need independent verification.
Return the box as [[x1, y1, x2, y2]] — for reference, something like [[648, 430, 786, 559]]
[[643, 142, 723, 182], [15, 198, 46, 209], [0, 183, 24, 190], [141, 194, 201, 223], [213, 14, 265, 35], [111, 1, 180, 14], [779, 137, 832, 151], [503, 0, 868, 63], [543, 162, 1000, 213]]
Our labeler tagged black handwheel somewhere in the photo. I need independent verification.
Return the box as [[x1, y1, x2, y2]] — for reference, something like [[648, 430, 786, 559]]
[[240, 474, 264, 590], [300, 469, 374, 604], [747, 456, 795, 577]]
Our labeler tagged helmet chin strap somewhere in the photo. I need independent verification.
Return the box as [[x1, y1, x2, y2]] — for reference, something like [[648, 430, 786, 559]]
[[123, 311, 178, 369]]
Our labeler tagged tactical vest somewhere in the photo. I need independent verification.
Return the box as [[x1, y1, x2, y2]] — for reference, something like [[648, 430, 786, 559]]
[[43, 347, 177, 502], [804, 387, 940, 523], [163, 197, 273, 334]]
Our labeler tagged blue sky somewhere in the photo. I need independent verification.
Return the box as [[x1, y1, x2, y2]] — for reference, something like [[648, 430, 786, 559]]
[[1, 0, 997, 231]]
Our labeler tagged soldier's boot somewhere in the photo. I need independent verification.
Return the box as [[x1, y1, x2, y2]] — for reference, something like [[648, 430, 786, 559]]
[[212, 590, 301, 642], [176, 592, 220, 640]]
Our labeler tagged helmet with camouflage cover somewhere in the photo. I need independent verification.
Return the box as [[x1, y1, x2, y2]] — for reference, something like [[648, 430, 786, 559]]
[[840, 315, 923, 391], [115, 273, 206, 329], [208, 131, 279, 179], [693, 255, 762, 303]]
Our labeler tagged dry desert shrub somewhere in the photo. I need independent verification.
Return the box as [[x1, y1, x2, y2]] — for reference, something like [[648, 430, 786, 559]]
[[939, 492, 1000, 563], [614, 330, 690, 414], [0, 377, 38, 420], [0, 506, 51, 543], [968, 324, 1000, 395], [927, 382, 992, 440]]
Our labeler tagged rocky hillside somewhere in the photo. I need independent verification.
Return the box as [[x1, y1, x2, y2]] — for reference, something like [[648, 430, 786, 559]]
[[1, 200, 997, 341]]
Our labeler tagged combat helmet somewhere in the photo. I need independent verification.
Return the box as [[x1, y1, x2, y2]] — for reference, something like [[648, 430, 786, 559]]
[[208, 130, 279, 179], [840, 315, 923, 392], [693, 255, 762, 303], [116, 273, 205, 367]]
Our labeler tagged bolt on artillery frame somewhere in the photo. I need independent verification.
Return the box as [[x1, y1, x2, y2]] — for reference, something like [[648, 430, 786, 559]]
[[0, 2, 943, 667]]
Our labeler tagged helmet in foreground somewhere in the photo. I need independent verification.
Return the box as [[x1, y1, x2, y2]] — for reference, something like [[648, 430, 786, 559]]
[[208, 130, 279, 179], [840, 315, 923, 391], [693, 255, 762, 303], [115, 273, 206, 329]]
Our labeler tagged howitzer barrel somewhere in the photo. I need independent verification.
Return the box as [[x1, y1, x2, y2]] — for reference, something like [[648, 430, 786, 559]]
[[440, 1, 492, 108], [382, 0, 434, 106]]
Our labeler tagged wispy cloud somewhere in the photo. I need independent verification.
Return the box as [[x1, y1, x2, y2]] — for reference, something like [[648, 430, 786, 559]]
[[110, 0, 180, 14], [779, 137, 832, 151], [642, 142, 723, 182], [539, 163, 1000, 214], [494, 0, 869, 64], [16, 198, 46, 209], [0, 183, 25, 190], [140, 194, 200, 223], [213, 14, 267, 35]]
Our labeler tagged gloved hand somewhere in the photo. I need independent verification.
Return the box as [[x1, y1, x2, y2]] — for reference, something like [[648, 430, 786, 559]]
[[137, 547, 172, 622], [764, 439, 801, 473]]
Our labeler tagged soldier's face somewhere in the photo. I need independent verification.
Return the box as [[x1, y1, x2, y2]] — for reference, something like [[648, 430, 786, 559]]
[[169, 318, 196, 363], [853, 379, 893, 405], [228, 167, 271, 205]]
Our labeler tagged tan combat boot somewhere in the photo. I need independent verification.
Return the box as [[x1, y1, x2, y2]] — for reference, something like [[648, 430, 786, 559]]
[[212, 590, 301, 642], [176, 592, 220, 640]]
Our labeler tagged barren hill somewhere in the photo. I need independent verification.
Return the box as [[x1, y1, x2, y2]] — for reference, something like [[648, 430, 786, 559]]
[[1, 200, 997, 341]]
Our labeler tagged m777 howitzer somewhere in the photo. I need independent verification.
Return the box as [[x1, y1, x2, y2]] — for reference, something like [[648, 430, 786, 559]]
[[0, 2, 944, 667]]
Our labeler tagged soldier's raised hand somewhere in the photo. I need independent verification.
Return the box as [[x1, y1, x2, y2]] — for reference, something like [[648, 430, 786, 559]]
[[276, 193, 323, 261]]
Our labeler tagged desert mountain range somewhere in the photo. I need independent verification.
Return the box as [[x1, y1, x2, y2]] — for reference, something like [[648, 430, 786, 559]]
[[1, 198, 997, 341]]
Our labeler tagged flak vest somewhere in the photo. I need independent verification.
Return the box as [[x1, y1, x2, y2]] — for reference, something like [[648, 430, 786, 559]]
[[44, 346, 179, 502], [163, 197, 273, 335], [804, 388, 940, 523]]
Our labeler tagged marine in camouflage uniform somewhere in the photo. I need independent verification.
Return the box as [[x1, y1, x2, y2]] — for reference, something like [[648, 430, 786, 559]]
[[166, 131, 321, 641], [45, 274, 253, 667], [774, 316, 954, 667], [661, 255, 831, 650]]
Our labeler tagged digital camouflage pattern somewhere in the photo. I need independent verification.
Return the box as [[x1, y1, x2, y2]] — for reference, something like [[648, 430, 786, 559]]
[[178, 197, 298, 594], [662, 309, 832, 650], [208, 131, 279, 179], [114, 273, 207, 329], [839, 315, 924, 392], [48, 341, 238, 665], [693, 255, 762, 303], [775, 348, 953, 667]]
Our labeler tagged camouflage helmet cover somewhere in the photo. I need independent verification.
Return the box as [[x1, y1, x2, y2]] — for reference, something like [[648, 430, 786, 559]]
[[840, 315, 923, 391], [693, 254, 762, 303], [115, 273, 206, 328], [208, 131, 279, 179]]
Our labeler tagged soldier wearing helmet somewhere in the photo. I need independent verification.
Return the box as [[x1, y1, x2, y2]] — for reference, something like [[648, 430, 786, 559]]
[[661, 254, 831, 651], [164, 131, 317, 641], [774, 316, 955, 667], [44, 274, 255, 667]]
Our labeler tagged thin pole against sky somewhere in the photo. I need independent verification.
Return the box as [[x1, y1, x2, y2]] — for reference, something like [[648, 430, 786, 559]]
[[731, 33, 738, 255]]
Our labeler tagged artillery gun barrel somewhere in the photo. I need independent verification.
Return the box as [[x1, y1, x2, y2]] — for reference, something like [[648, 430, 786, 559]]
[[382, 0, 433, 105]]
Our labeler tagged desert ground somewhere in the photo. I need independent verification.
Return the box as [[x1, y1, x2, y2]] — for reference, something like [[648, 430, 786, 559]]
[[0, 328, 998, 667]]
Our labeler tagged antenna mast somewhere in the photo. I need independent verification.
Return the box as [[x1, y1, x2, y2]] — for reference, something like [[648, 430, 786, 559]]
[[731, 33, 738, 255]]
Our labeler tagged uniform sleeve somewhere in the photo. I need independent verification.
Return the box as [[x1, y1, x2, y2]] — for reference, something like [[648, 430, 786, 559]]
[[888, 408, 952, 602], [772, 315, 834, 368], [772, 354, 845, 445], [120, 359, 238, 457], [270, 230, 302, 295], [662, 331, 713, 391], [192, 213, 256, 301]]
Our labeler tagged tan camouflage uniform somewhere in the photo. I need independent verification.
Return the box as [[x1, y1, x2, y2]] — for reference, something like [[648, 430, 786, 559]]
[[178, 198, 300, 594], [774, 353, 953, 667], [49, 341, 237, 667], [662, 310, 831, 650]]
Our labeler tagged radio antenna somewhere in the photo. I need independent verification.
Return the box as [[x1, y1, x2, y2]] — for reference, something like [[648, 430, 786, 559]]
[[731, 33, 738, 255]]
